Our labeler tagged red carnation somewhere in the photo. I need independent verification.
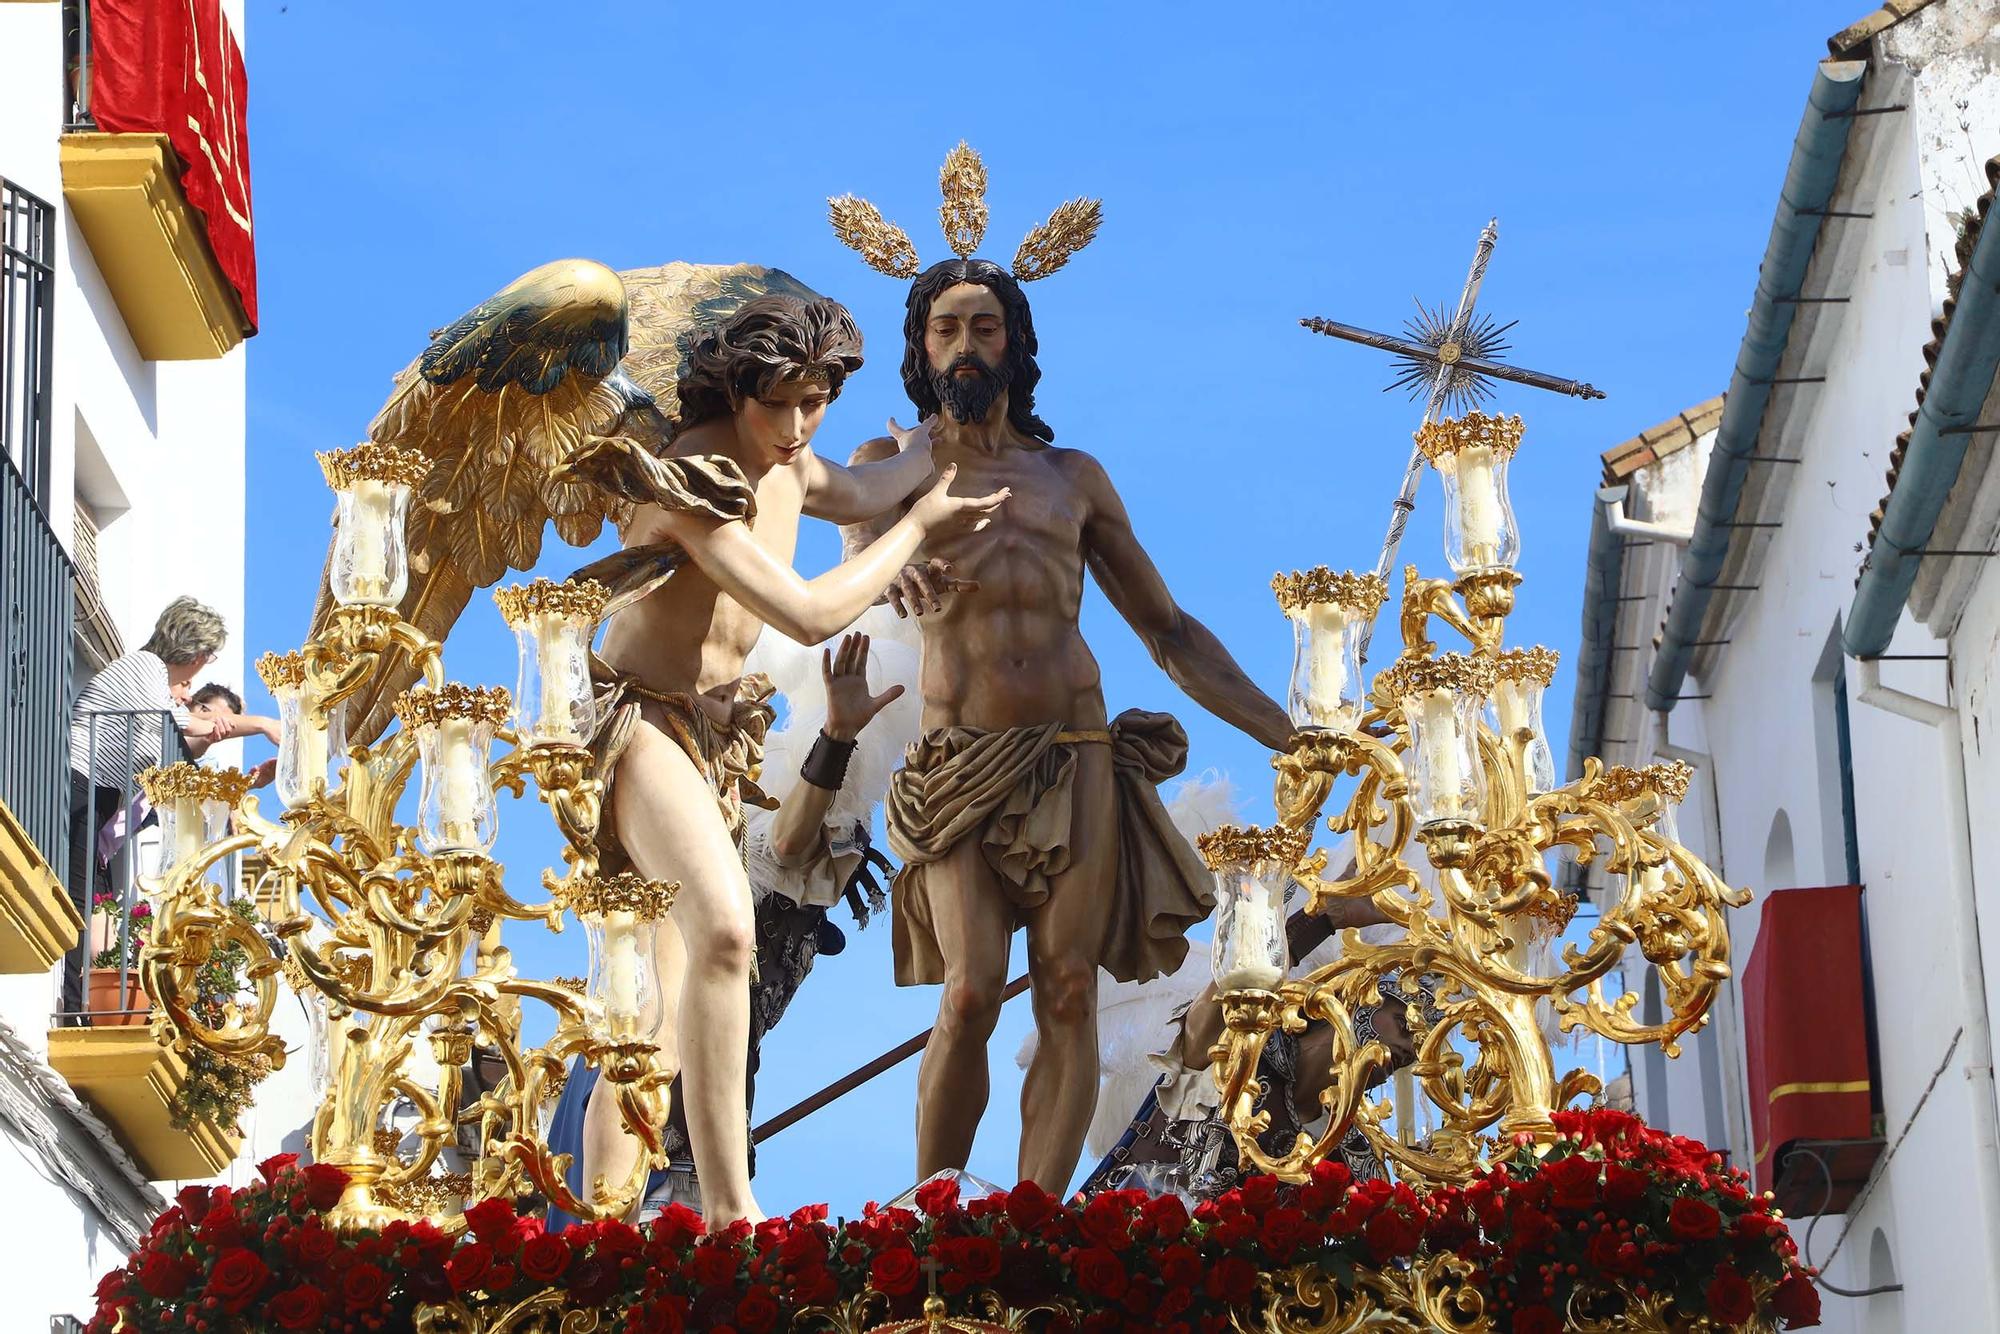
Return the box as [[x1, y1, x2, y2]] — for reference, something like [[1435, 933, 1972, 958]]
[[1005, 1180, 1058, 1232], [1513, 1304, 1563, 1334], [735, 1288, 779, 1334], [463, 1196, 519, 1244], [257, 1152, 301, 1183], [1706, 1268, 1755, 1325], [448, 1241, 496, 1294], [688, 1242, 740, 1288], [341, 1261, 391, 1312], [870, 1246, 920, 1296], [1669, 1196, 1723, 1242], [268, 1283, 326, 1331], [136, 1252, 191, 1300], [521, 1232, 570, 1283], [914, 1175, 961, 1218], [1074, 1246, 1129, 1300], [208, 1248, 269, 1313], [1205, 1255, 1258, 1305], [300, 1162, 350, 1212], [1159, 1243, 1202, 1289], [1772, 1271, 1822, 1327], [1545, 1154, 1601, 1211]]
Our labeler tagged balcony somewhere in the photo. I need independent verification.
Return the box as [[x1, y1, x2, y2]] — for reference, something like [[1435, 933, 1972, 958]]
[[45, 709, 247, 1179], [57, 0, 255, 360]]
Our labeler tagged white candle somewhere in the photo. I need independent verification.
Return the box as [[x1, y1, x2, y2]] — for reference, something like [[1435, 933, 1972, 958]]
[[1415, 689, 1466, 821], [171, 796, 206, 868], [1304, 605, 1355, 727], [1216, 878, 1283, 993], [437, 718, 482, 846], [603, 908, 640, 1038], [1394, 1067, 1417, 1145], [1454, 445, 1504, 568], [298, 692, 330, 798], [346, 479, 394, 600]]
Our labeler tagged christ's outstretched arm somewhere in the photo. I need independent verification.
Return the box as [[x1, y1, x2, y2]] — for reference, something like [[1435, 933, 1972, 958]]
[[1066, 449, 1294, 752]]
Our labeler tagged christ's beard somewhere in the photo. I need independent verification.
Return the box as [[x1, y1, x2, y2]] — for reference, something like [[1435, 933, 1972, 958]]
[[931, 354, 1009, 425]]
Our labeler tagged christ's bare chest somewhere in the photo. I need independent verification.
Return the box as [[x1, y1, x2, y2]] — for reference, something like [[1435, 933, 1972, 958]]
[[928, 451, 1087, 609]]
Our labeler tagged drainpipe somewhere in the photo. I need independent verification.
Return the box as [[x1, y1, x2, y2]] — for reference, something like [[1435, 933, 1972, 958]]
[[1851, 657, 2000, 1306], [1601, 485, 1693, 545]]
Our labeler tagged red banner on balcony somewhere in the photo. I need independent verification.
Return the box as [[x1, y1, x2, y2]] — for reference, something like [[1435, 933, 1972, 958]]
[[87, 0, 257, 329], [1743, 884, 1873, 1193]]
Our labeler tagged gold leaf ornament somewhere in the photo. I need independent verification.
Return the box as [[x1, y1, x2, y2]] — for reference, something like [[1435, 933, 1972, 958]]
[[937, 141, 990, 259], [827, 195, 921, 278], [1012, 197, 1103, 282]]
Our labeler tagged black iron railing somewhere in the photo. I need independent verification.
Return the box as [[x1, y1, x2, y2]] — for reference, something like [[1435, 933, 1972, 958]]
[[1, 177, 56, 509], [0, 446, 72, 876]]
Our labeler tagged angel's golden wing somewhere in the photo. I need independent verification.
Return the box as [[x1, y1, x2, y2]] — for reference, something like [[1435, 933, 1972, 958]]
[[315, 258, 820, 745]]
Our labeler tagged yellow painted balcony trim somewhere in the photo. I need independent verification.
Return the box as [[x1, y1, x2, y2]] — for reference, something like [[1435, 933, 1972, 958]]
[[47, 1026, 240, 1180], [0, 795, 83, 973], [58, 132, 251, 360]]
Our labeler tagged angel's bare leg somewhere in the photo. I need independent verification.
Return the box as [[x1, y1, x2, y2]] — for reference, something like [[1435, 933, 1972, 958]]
[[582, 917, 683, 1221], [601, 720, 763, 1226]]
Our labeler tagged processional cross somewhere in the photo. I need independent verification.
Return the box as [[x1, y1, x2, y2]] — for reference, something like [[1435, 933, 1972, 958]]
[[1303, 220, 1605, 659]]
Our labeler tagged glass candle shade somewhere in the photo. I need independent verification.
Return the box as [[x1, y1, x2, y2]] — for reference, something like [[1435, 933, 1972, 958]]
[[1196, 824, 1308, 994], [1599, 760, 1693, 849], [259, 651, 348, 807], [495, 579, 610, 745], [396, 685, 511, 852], [571, 873, 676, 1044], [1491, 647, 1559, 796], [318, 445, 427, 608], [1416, 412, 1524, 576], [1383, 653, 1498, 828], [140, 764, 251, 883], [1273, 569, 1386, 730]]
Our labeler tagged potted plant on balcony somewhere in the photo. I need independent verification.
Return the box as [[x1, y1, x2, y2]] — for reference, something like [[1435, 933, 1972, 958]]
[[85, 891, 151, 1026]]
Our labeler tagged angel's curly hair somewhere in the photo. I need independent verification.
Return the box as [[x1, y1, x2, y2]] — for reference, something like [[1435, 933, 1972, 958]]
[[674, 295, 865, 431]]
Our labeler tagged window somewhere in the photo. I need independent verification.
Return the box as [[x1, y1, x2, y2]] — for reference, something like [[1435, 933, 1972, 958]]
[[1, 177, 56, 510]]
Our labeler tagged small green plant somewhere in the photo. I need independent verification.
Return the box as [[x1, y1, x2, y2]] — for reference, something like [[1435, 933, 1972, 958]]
[[168, 899, 273, 1136], [89, 891, 152, 970]]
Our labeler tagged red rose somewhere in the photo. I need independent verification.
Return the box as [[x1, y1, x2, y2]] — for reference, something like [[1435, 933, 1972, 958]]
[[268, 1283, 326, 1331], [1005, 1181, 1058, 1232], [1602, 1163, 1649, 1208], [941, 1235, 1002, 1285], [209, 1248, 269, 1312], [1706, 1268, 1755, 1325], [1080, 1194, 1133, 1249], [1513, 1304, 1562, 1334], [1074, 1246, 1128, 1300], [688, 1242, 740, 1288], [1159, 1244, 1202, 1289], [1259, 1205, 1313, 1259], [1204, 1255, 1258, 1306], [1239, 1175, 1281, 1212], [1544, 1154, 1601, 1211], [521, 1233, 570, 1283], [1587, 1227, 1640, 1277], [914, 1175, 961, 1218], [175, 1184, 214, 1217], [1772, 1271, 1822, 1327], [136, 1252, 191, 1300], [448, 1241, 495, 1294], [653, 1203, 705, 1250], [198, 1202, 244, 1247], [257, 1152, 301, 1183], [735, 1289, 780, 1334], [342, 1261, 391, 1312], [1364, 1208, 1423, 1261], [300, 1162, 350, 1212], [1510, 1206, 1558, 1252], [463, 1196, 518, 1243], [1669, 1197, 1723, 1242], [567, 1256, 618, 1306], [1210, 1212, 1257, 1248], [1140, 1192, 1190, 1240], [870, 1246, 920, 1296]]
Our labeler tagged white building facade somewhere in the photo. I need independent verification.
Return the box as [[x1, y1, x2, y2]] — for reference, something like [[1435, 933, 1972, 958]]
[[1565, 3, 2000, 1328], [0, 0, 314, 1325]]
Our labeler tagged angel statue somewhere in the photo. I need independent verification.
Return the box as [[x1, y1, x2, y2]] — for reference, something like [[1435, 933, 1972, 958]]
[[314, 259, 1007, 1228]]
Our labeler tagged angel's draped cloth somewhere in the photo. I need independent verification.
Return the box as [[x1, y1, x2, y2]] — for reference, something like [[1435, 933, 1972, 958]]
[[884, 710, 1217, 987]]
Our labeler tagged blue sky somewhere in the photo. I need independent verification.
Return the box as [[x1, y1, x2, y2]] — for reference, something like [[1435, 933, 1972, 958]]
[[240, 1, 1863, 1212]]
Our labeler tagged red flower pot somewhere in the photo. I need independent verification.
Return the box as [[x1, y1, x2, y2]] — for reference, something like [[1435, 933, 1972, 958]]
[[86, 968, 150, 1026]]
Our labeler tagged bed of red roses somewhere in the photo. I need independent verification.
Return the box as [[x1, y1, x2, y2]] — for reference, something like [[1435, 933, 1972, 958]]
[[88, 1110, 1821, 1333]]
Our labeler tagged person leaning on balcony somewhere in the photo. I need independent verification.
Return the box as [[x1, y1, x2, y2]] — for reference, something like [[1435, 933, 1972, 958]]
[[186, 682, 280, 789], [61, 595, 232, 1013]]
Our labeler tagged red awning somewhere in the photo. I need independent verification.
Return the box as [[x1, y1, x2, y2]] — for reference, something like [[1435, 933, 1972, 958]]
[[1743, 884, 1873, 1193], [86, 0, 257, 330]]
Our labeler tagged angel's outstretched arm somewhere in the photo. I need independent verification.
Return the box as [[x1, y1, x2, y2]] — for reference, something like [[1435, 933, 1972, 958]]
[[648, 466, 1008, 646], [803, 419, 935, 525]]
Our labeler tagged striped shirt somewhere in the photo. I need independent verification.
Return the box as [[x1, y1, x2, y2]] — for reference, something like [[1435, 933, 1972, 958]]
[[69, 651, 191, 791]]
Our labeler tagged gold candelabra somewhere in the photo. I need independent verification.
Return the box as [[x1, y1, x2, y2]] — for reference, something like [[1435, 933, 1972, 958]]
[[135, 444, 673, 1229], [1205, 411, 1747, 1186]]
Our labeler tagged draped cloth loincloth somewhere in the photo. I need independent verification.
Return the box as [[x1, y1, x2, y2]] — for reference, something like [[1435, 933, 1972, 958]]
[[885, 709, 1214, 987]]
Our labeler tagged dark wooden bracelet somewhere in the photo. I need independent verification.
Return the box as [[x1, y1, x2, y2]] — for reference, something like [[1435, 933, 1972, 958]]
[[800, 731, 857, 790]]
